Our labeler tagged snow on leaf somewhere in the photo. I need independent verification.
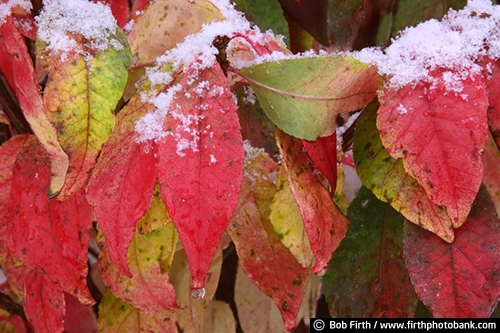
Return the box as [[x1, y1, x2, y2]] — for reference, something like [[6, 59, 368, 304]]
[[276, 129, 349, 274], [354, 101, 455, 242], [169, 248, 223, 333], [38, 26, 132, 199], [98, 222, 178, 314], [86, 85, 158, 277], [127, 0, 223, 64], [0, 16, 68, 196], [323, 186, 418, 318], [95, 0, 130, 28], [97, 288, 177, 333], [238, 55, 378, 140], [23, 270, 65, 333], [8, 136, 94, 305], [377, 68, 489, 228], [0, 135, 26, 262], [156, 59, 244, 290], [403, 185, 500, 318], [228, 150, 309, 332], [301, 133, 338, 195]]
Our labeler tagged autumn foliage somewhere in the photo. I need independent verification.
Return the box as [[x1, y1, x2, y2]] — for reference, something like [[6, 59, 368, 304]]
[[0, 0, 500, 332]]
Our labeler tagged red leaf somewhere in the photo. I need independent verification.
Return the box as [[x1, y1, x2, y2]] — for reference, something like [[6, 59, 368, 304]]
[[86, 92, 157, 277], [301, 132, 338, 194], [228, 151, 309, 331], [64, 293, 98, 333], [403, 186, 500, 317], [276, 129, 349, 274], [378, 68, 489, 227], [8, 136, 94, 305], [157, 59, 244, 290], [94, 0, 130, 28], [23, 270, 65, 333], [0, 16, 68, 196], [480, 57, 500, 149]]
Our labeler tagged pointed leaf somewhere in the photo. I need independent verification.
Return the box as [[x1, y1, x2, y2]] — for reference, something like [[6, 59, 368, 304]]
[[98, 222, 178, 314], [37, 26, 132, 198], [86, 85, 158, 277], [354, 100, 455, 242], [227, 148, 309, 331], [97, 289, 177, 333], [8, 136, 94, 305], [0, 16, 68, 195], [239, 55, 378, 140], [276, 129, 349, 274], [23, 270, 65, 333], [403, 185, 500, 317], [128, 0, 223, 64], [377, 68, 489, 226], [169, 248, 223, 333], [234, 264, 289, 333], [323, 186, 418, 318], [157, 59, 244, 290]]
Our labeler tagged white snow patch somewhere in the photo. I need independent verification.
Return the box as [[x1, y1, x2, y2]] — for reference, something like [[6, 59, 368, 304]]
[[0, 0, 32, 26]]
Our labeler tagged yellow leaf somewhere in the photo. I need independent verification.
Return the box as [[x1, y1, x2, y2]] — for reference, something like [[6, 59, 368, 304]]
[[269, 167, 314, 268], [203, 300, 236, 333]]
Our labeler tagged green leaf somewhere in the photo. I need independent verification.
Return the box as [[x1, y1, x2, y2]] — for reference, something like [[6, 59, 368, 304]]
[[38, 27, 132, 199], [239, 55, 378, 140], [322, 186, 418, 317]]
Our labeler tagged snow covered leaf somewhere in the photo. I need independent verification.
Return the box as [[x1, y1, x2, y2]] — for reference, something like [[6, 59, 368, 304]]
[[156, 59, 244, 290], [8, 136, 94, 305], [95, 0, 130, 28], [37, 22, 132, 199], [239, 55, 378, 140], [64, 293, 98, 333], [403, 185, 500, 318], [86, 84, 158, 277], [276, 129, 349, 274], [128, 0, 223, 64], [301, 133, 338, 194], [98, 222, 178, 314], [169, 248, 223, 333], [23, 270, 65, 333], [0, 135, 26, 262], [354, 101, 455, 242], [270, 167, 314, 268], [323, 186, 418, 318], [202, 300, 235, 333], [234, 264, 290, 333], [228, 149, 309, 332], [97, 289, 177, 333], [0, 16, 68, 196], [377, 68, 489, 228]]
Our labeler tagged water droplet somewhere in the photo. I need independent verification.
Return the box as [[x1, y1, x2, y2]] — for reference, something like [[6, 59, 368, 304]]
[[191, 287, 206, 300]]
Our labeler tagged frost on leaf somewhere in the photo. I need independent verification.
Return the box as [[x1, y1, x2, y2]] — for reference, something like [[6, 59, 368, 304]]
[[354, 101, 455, 242], [8, 136, 94, 305], [98, 222, 178, 314], [276, 129, 349, 274], [156, 59, 244, 290], [36, 2, 132, 198], [228, 149, 309, 332], [377, 68, 489, 229], [0, 16, 68, 196], [403, 186, 500, 318]]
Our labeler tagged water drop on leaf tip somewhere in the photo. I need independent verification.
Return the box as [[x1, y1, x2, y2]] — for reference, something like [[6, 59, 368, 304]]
[[191, 287, 206, 299]]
